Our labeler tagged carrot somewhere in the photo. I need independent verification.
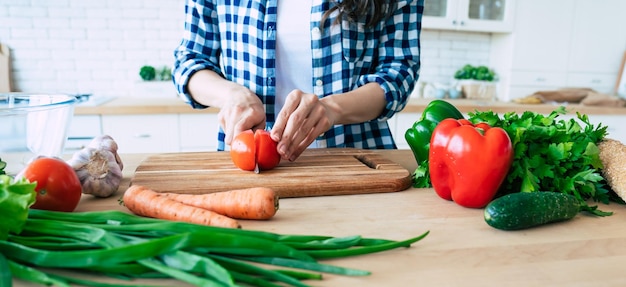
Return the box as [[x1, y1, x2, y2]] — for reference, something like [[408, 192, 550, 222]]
[[162, 187, 279, 220], [122, 185, 241, 229]]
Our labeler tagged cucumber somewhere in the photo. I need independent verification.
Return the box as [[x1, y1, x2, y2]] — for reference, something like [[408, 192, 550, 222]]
[[484, 192, 580, 230]]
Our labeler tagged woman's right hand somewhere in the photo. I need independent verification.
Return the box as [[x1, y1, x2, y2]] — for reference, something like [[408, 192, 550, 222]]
[[187, 70, 266, 145], [217, 88, 266, 145]]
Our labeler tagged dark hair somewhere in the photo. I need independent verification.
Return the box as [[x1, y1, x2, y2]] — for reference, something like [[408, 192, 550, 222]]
[[322, 0, 396, 28]]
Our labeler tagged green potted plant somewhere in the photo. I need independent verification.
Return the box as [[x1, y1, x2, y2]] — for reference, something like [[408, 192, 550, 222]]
[[135, 65, 175, 98], [139, 65, 157, 81], [453, 64, 498, 100]]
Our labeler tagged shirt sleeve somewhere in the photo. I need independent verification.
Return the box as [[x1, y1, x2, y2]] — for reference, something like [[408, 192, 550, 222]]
[[172, 0, 223, 109], [357, 0, 423, 120]]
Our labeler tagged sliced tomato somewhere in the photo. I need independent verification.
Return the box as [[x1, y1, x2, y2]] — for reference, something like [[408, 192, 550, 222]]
[[254, 130, 281, 170], [230, 130, 256, 171], [19, 157, 82, 212], [231, 129, 281, 171]]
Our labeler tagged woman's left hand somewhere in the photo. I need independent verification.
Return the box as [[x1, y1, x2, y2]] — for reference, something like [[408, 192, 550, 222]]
[[270, 89, 336, 161]]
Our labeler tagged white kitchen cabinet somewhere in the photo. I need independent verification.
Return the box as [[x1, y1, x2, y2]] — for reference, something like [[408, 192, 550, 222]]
[[491, 0, 626, 101], [393, 113, 421, 149], [567, 0, 626, 76], [179, 114, 219, 152], [507, 0, 574, 73], [506, 70, 569, 99], [565, 0, 626, 94], [65, 115, 102, 152], [566, 73, 617, 94], [491, 0, 575, 101], [102, 114, 179, 153], [509, 71, 568, 88], [422, 0, 515, 33]]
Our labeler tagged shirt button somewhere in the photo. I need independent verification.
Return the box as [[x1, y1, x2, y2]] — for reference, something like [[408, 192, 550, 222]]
[[315, 79, 323, 86], [311, 27, 321, 38]]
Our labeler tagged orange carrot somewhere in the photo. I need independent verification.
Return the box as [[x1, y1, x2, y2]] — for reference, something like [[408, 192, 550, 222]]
[[162, 187, 279, 220], [122, 185, 241, 229]]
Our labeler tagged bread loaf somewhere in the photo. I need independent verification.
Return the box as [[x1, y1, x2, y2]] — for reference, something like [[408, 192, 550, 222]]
[[598, 138, 626, 202]]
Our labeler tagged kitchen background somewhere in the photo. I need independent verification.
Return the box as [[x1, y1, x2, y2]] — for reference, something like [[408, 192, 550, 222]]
[[2, 0, 626, 154], [1, 0, 494, 100], [3, 0, 625, 101]]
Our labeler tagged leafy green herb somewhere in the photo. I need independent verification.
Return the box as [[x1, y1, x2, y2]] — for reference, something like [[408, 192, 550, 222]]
[[467, 107, 613, 215], [454, 64, 496, 81], [0, 175, 37, 240], [411, 159, 430, 188], [157, 66, 172, 81], [139, 65, 156, 81]]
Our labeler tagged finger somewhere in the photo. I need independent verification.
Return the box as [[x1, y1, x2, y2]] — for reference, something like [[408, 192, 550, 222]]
[[233, 117, 266, 138], [277, 108, 312, 159], [218, 110, 235, 145], [271, 89, 308, 142], [288, 114, 332, 161], [292, 102, 329, 144], [281, 105, 331, 160], [288, 126, 318, 161], [278, 93, 318, 144], [281, 113, 315, 155]]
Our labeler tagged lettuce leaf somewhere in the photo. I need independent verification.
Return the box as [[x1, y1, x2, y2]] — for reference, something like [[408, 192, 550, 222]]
[[0, 175, 37, 240]]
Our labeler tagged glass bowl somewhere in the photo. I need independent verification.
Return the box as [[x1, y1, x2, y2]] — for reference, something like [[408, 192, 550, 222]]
[[0, 93, 77, 157]]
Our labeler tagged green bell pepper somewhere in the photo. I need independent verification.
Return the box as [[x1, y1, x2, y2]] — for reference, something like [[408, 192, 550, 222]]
[[405, 99, 464, 187], [405, 99, 465, 164]]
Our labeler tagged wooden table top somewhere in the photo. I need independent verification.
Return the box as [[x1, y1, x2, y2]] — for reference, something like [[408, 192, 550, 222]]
[[6, 150, 626, 287]]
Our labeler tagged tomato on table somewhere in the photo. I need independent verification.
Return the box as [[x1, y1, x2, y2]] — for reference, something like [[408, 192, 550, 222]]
[[231, 129, 281, 171], [19, 157, 82, 212]]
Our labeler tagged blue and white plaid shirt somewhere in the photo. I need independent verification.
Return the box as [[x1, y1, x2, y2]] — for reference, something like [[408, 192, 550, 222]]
[[173, 0, 423, 151]]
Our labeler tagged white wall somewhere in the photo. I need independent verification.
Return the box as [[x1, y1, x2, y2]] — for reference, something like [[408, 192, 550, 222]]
[[0, 0, 184, 98], [419, 29, 492, 94], [0, 1, 492, 98]]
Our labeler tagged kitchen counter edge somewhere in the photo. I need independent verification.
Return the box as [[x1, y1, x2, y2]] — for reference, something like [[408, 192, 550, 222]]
[[74, 97, 626, 115]]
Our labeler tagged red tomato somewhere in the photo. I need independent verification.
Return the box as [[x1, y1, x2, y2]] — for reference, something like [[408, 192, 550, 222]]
[[230, 129, 281, 171], [230, 130, 256, 171], [254, 130, 281, 170], [19, 157, 82, 212]]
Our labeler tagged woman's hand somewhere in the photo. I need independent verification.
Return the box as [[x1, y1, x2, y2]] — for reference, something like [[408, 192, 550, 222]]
[[217, 89, 266, 145], [271, 89, 336, 161], [187, 70, 266, 145], [271, 83, 387, 161]]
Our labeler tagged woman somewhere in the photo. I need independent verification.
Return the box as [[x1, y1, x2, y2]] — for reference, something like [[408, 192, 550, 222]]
[[173, 0, 423, 161]]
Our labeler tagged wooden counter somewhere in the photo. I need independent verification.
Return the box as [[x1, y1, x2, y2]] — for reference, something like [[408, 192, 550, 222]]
[[7, 150, 626, 287], [74, 97, 219, 115], [75, 96, 626, 116]]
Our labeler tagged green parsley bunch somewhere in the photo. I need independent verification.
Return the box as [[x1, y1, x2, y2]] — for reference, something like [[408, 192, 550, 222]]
[[467, 107, 614, 214]]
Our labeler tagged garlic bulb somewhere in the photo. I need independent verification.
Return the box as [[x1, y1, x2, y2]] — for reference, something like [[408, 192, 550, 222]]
[[67, 135, 124, 198], [87, 135, 124, 171]]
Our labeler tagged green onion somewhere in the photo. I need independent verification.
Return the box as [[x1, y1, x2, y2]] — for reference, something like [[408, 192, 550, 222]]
[[3, 209, 429, 287]]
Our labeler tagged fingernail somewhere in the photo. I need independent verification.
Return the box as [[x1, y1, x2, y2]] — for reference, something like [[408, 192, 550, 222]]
[[278, 144, 287, 155]]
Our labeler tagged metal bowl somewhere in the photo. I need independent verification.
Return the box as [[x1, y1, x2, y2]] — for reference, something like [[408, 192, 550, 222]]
[[0, 93, 77, 157]]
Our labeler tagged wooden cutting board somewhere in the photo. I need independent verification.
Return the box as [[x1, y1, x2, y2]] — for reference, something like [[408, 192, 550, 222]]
[[130, 148, 413, 198]]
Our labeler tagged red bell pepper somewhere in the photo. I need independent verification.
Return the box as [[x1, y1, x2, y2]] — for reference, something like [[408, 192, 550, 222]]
[[429, 118, 514, 208]]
